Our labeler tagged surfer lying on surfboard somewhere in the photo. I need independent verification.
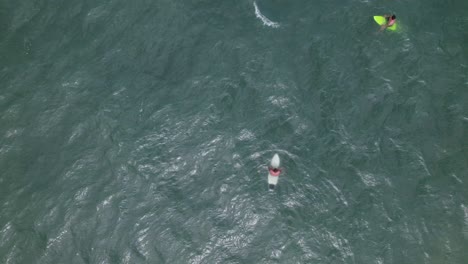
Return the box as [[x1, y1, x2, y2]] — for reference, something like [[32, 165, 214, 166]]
[[379, 14, 396, 31], [268, 154, 282, 190]]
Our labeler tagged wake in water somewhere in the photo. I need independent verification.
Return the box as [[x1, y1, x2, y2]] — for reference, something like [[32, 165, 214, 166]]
[[253, 1, 279, 28]]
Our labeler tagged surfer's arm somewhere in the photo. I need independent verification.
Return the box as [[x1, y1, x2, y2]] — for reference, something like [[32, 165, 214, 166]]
[[379, 15, 391, 31], [379, 24, 387, 32]]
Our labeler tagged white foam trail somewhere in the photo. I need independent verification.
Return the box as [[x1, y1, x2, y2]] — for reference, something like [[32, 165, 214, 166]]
[[462, 204, 468, 239], [253, 1, 279, 28]]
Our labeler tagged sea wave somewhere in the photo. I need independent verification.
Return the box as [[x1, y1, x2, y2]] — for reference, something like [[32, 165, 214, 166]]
[[253, 1, 279, 28]]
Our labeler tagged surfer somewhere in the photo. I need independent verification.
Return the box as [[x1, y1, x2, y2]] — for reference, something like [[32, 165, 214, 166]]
[[379, 14, 396, 31], [268, 167, 281, 176], [268, 154, 281, 190]]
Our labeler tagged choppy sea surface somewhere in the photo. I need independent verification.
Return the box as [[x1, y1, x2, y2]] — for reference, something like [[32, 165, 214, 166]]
[[1, 0, 467, 263]]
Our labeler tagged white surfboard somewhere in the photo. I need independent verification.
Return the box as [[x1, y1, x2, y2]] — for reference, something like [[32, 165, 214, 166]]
[[268, 153, 280, 189]]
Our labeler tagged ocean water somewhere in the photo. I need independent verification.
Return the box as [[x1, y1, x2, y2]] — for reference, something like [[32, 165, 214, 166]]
[[1, 0, 467, 263]]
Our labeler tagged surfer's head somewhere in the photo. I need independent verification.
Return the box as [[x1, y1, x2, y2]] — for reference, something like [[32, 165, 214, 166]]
[[391, 15, 396, 20]]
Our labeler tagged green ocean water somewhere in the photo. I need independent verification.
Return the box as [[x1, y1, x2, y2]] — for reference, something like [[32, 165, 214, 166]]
[[1, 0, 467, 263]]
